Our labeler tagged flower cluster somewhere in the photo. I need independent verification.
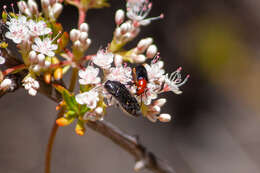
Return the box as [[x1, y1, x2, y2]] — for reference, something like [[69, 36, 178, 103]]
[[75, 50, 189, 124], [2, 1, 62, 95], [1, 0, 189, 136], [70, 23, 91, 60]]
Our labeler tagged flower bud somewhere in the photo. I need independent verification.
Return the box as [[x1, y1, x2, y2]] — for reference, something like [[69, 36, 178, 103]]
[[24, 8, 32, 17], [17, 1, 28, 14], [154, 98, 166, 107], [54, 68, 63, 80], [146, 44, 157, 58], [137, 37, 153, 53], [28, 0, 38, 15], [56, 117, 73, 126], [53, 3, 63, 19], [79, 32, 88, 43], [44, 72, 52, 84], [114, 28, 121, 38], [86, 38, 91, 46], [37, 53, 45, 63], [49, 0, 56, 6], [70, 29, 80, 42], [158, 113, 171, 122], [115, 9, 125, 25], [41, 0, 50, 9], [80, 23, 89, 32], [29, 51, 37, 63], [120, 23, 130, 34], [74, 40, 82, 49], [134, 54, 146, 63]]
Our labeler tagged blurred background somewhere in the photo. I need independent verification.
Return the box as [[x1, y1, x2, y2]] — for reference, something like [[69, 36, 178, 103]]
[[1, 0, 260, 173]]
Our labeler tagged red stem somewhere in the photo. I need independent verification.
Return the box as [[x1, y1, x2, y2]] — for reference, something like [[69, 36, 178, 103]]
[[2, 64, 26, 76], [78, 9, 86, 28]]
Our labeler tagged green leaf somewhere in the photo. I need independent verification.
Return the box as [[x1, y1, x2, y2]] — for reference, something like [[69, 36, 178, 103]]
[[53, 84, 80, 114], [79, 105, 90, 115]]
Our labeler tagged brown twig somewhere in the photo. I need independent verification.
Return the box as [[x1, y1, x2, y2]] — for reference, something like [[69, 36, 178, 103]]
[[2, 49, 175, 173]]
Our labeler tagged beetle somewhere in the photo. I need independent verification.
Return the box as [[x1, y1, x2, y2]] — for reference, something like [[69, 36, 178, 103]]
[[104, 80, 141, 117], [132, 64, 149, 96]]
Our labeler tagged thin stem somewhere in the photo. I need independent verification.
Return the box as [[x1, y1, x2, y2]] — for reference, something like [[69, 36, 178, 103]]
[[2, 64, 26, 76], [45, 110, 64, 173], [69, 68, 79, 92], [45, 67, 78, 173], [78, 8, 86, 28]]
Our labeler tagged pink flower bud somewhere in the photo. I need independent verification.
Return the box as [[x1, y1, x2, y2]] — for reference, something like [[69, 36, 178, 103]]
[[53, 3, 63, 19], [28, 0, 38, 15], [80, 23, 89, 32], [154, 98, 166, 107], [120, 23, 130, 34], [17, 1, 28, 13], [158, 113, 171, 122], [49, 0, 56, 6], [115, 9, 125, 25], [41, 0, 50, 9], [134, 54, 146, 63], [137, 37, 153, 53], [146, 44, 157, 58]]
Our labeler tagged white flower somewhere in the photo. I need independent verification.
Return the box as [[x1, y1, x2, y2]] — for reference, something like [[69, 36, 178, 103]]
[[164, 67, 189, 94], [5, 15, 30, 44], [92, 50, 114, 69], [32, 37, 58, 57], [0, 56, 5, 64], [78, 66, 101, 85], [23, 76, 40, 96], [126, 0, 163, 26], [144, 60, 165, 84], [141, 83, 158, 105], [75, 89, 99, 109], [28, 20, 51, 36], [106, 66, 132, 84]]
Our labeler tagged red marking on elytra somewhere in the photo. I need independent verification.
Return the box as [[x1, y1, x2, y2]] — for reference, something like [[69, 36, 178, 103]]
[[136, 78, 147, 96]]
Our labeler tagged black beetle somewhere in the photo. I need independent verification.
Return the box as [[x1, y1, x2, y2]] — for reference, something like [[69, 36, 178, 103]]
[[104, 80, 141, 117]]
